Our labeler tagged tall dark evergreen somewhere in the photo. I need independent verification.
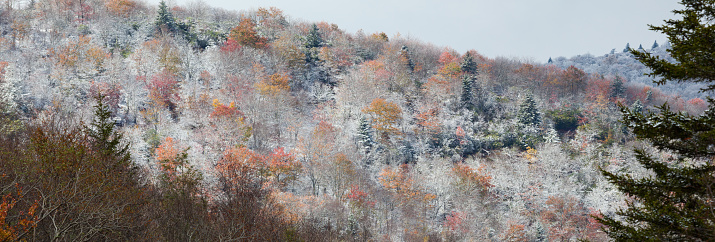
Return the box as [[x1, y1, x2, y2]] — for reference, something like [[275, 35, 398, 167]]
[[357, 117, 374, 151], [623, 43, 631, 53], [517, 93, 540, 126], [609, 76, 626, 99], [547, 57, 553, 64], [637, 44, 644, 50], [155, 1, 177, 34], [460, 75, 474, 110], [460, 52, 478, 75], [598, 0, 715, 240], [304, 24, 323, 49], [632, 1, 715, 91], [651, 40, 659, 49], [85, 93, 131, 170]]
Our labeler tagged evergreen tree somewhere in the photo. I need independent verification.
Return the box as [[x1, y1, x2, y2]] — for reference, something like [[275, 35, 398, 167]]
[[304, 24, 323, 49], [357, 117, 374, 151], [517, 94, 540, 126], [630, 99, 643, 113], [652, 40, 659, 49], [547, 57, 553, 63], [460, 52, 478, 75], [155, 1, 177, 34], [85, 93, 132, 170], [598, 1, 715, 240], [637, 44, 644, 50], [632, 1, 715, 91], [460, 75, 474, 110], [609, 76, 626, 99], [623, 43, 631, 53]]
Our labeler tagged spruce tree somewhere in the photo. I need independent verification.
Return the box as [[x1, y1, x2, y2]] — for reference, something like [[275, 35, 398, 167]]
[[637, 44, 644, 50], [623, 43, 631, 53], [547, 57, 553, 64], [598, 1, 715, 240], [460, 75, 474, 110], [517, 93, 540, 126], [304, 24, 323, 49], [155, 1, 177, 34], [85, 93, 131, 169], [651, 40, 659, 49], [357, 117, 374, 150], [609, 76, 626, 99], [460, 52, 478, 75]]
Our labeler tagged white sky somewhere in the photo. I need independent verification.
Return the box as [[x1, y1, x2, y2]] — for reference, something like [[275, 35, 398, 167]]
[[154, 0, 681, 62]]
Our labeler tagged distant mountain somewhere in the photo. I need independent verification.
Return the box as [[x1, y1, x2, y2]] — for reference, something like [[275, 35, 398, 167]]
[[550, 42, 708, 99]]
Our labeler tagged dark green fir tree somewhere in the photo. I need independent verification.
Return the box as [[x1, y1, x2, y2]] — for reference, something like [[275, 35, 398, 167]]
[[85, 93, 132, 170], [651, 40, 659, 49], [610, 76, 626, 99], [304, 24, 323, 49], [517, 93, 540, 126], [357, 117, 374, 151], [460, 52, 478, 75], [155, 1, 177, 34], [597, 0, 715, 240], [460, 75, 474, 110]]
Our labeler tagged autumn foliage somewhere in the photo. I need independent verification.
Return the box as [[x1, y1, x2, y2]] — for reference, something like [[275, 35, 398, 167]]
[[228, 18, 268, 49], [362, 98, 402, 142]]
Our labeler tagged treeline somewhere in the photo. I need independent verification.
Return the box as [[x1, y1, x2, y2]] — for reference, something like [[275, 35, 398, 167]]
[[1, 0, 713, 241]]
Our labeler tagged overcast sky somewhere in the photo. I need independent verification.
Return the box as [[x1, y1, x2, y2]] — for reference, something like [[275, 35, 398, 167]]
[[154, 0, 681, 62]]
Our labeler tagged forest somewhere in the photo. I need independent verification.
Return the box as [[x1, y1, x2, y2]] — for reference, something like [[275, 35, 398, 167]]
[[0, 0, 713, 241]]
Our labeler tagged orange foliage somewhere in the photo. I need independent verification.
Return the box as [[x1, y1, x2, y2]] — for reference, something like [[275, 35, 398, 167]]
[[414, 107, 441, 135], [0, 185, 38, 241], [452, 163, 493, 195], [155, 137, 183, 175], [255, 72, 291, 97], [437, 51, 462, 79], [105, 0, 137, 17], [264, 147, 302, 187], [210, 99, 243, 118], [585, 76, 611, 103], [228, 18, 268, 49], [50, 36, 108, 72], [345, 185, 375, 208], [379, 164, 436, 205], [540, 196, 604, 241], [362, 98, 402, 142], [500, 222, 528, 242]]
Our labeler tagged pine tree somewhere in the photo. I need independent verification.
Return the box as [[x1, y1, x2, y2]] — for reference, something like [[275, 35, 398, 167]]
[[623, 43, 631, 53], [609, 76, 626, 99], [547, 57, 553, 64], [637, 44, 644, 50], [517, 94, 540, 126], [460, 52, 478, 75], [598, 1, 715, 240], [651, 40, 659, 49]]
